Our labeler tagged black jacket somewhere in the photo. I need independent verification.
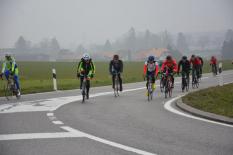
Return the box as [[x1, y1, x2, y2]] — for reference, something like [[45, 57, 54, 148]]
[[109, 60, 123, 74], [178, 59, 191, 73]]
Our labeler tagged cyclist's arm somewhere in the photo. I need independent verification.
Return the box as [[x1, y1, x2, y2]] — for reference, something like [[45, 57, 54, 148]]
[[109, 61, 113, 74], [120, 60, 123, 73], [1, 61, 6, 74]]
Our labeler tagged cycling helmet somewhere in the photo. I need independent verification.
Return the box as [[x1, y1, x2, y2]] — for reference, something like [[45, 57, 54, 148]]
[[191, 54, 195, 58], [148, 56, 155, 62], [182, 56, 187, 60], [166, 55, 172, 61], [5, 53, 12, 60], [113, 54, 119, 60], [82, 53, 90, 61]]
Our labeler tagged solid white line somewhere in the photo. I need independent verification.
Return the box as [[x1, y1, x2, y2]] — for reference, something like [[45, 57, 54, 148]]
[[0, 132, 82, 141], [61, 126, 157, 155], [164, 96, 233, 128], [52, 121, 64, 125], [47, 113, 54, 117]]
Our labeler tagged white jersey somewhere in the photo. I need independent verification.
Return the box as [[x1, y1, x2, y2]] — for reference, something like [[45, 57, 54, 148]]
[[145, 61, 158, 72]]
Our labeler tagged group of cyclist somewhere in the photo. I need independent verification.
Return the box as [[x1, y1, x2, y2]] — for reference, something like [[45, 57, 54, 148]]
[[0, 52, 218, 99]]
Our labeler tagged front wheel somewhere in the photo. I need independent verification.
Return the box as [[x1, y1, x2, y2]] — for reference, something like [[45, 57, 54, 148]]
[[4, 83, 13, 100]]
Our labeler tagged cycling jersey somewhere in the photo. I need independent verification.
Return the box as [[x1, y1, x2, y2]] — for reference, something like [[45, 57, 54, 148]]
[[178, 59, 191, 73], [161, 59, 178, 72], [190, 57, 201, 66], [210, 57, 217, 65], [143, 61, 159, 76], [109, 60, 123, 74], [77, 58, 95, 77]]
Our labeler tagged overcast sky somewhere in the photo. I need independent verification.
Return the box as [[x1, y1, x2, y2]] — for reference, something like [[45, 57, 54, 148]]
[[0, 0, 233, 49]]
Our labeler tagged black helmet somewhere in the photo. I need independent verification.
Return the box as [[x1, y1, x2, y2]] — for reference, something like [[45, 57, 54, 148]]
[[191, 54, 195, 58], [148, 56, 155, 62], [182, 56, 187, 60], [113, 54, 119, 60], [166, 55, 172, 60]]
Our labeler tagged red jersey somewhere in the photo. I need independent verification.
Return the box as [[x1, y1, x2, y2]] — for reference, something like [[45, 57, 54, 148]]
[[210, 57, 217, 65], [190, 57, 201, 66], [161, 59, 178, 72]]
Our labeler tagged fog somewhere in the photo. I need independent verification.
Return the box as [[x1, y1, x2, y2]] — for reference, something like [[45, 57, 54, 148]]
[[1, 0, 233, 49]]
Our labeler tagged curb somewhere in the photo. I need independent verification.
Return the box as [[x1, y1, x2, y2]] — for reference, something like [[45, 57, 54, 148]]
[[176, 98, 233, 125]]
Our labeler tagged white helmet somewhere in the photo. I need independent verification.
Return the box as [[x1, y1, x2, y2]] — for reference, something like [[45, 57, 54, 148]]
[[82, 53, 90, 61]]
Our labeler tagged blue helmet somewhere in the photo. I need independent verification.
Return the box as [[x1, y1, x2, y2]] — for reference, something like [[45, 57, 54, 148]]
[[148, 56, 155, 62]]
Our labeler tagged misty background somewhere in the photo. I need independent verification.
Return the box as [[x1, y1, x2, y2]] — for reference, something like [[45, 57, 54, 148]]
[[0, 0, 233, 61]]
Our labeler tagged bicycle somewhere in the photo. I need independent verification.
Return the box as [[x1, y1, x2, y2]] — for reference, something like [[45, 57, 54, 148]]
[[147, 75, 154, 101], [113, 72, 120, 97], [181, 71, 189, 92], [192, 68, 199, 89], [2, 75, 20, 100], [211, 64, 218, 76], [164, 71, 173, 98]]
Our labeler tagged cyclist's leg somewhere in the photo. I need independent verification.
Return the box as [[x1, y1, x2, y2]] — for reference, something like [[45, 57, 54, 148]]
[[80, 76, 84, 90], [152, 75, 155, 90], [4, 70, 10, 80], [118, 74, 123, 91], [181, 71, 185, 87], [13, 75, 20, 90], [86, 80, 90, 99], [214, 64, 218, 75], [196, 65, 200, 79], [192, 67, 195, 83]]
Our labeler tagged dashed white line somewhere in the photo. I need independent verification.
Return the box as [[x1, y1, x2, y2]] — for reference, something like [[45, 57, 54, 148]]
[[52, 121, 64, 125], [0, 132, 82, 141], [47, 113, 54, 117]]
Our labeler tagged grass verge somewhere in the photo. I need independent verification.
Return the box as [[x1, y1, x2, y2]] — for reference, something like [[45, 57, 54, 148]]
[[182, 83, 233, 118]]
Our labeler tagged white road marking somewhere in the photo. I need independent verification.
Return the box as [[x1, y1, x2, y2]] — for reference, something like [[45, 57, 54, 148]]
[[164, 96, 233, 128], [0, 132, 82, 141], [47, 113, 54, 117], [61, 126, 157, 155], [52, 121, 64, 125]]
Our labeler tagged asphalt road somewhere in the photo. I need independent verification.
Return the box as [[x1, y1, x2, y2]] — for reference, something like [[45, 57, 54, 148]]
[[0, 71, 233, 155]]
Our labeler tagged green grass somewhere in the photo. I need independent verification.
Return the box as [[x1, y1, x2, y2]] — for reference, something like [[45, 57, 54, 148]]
[[0, 61, 144, 96], [0, 60, 232, 96], [182, 83, 233, 118]]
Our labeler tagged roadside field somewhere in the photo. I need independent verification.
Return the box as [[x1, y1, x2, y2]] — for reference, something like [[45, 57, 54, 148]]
[[0, 60, 232, 96]]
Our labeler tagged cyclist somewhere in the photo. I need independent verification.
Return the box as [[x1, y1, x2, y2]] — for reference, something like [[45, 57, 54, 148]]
[[109, 54, 123, 91], [210, 56, 217, 75], [190, 55, 201, 82], [143, 56, 159, 94], [161, 55, 177, 88], [178, 56, 191, 90], [77, 53, 95, 99], [0, 54, 21, 96], [197, 56, 204, 77]]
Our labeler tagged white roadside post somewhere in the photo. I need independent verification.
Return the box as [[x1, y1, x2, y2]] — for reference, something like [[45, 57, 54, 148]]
[[218, 62, 223, 86], [52, 68, 58, 91]]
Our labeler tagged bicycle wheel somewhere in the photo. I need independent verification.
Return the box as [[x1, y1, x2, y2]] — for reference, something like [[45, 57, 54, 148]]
[[160, 79, 164, 92], [168, 80, 172, 97], [164, 81, 168, 99], [114, 77, 119, 97], [4, 82, 13, 100]]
